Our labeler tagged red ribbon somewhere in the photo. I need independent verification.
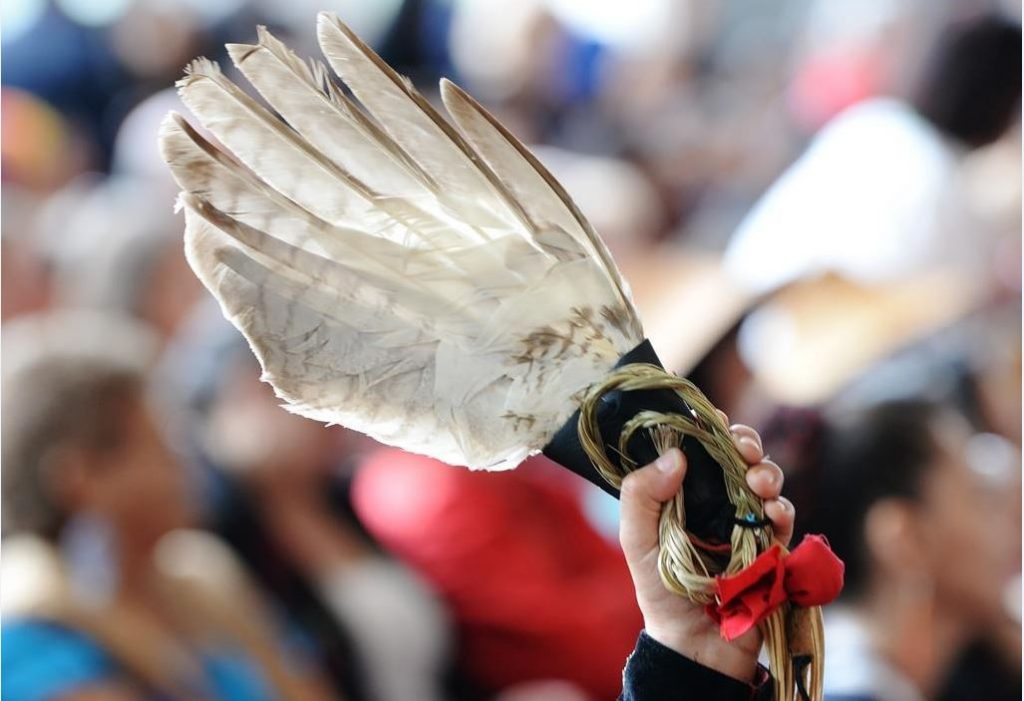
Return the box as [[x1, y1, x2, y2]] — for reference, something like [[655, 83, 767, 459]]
[[704, 535, 845, 641]]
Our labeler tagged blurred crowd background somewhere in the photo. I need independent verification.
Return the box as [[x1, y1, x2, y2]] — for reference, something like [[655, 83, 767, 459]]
[[1, 1, 1021, 700]]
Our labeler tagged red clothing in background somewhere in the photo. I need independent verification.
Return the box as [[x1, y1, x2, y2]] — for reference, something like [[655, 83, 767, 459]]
[[351, 449, 643, 699]]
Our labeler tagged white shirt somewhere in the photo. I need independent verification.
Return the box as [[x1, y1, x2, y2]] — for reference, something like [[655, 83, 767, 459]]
[[725, 99, 983, 294], [824, 607, 924, 701]]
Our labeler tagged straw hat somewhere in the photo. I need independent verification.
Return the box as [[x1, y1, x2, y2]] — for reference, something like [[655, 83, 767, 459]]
[[623, 248, 986, 407], [737, 271, 986, 406], [620, 248, 758, 375]]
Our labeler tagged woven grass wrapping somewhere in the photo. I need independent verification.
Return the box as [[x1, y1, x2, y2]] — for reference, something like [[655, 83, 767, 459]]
[[577, 363, 824, 701]]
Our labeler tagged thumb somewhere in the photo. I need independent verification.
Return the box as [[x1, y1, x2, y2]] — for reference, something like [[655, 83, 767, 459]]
[[618, 448, 687, 562]]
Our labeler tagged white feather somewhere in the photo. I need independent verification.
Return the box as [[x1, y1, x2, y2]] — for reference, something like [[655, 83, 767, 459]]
[[161, 12, 643, 470]]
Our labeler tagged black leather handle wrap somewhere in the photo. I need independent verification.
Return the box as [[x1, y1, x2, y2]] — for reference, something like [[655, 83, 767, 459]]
[[542, 339, 737, 545]]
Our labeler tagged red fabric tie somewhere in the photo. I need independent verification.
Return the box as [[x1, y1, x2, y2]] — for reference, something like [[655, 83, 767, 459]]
[[705, 535, 844, 640]]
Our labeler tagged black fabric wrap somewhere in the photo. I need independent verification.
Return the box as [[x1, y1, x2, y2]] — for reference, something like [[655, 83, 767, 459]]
[[542, 339, 736, 545]]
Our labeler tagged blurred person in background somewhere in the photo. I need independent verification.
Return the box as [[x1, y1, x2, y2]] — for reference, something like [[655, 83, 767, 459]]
[[779, 398, 1020, 701], [37, 176, 206, 343], [1, 87, 92, 191], [724, 12, 1022, 296], [827, 300, 1024, 449], [749, 277, 1023, 700], [350, 447, 644, 699], [1, 311, 332, 701], [162, 307, 453, 701], [1, 0, 232, 172], [2, 187, 54, 321]]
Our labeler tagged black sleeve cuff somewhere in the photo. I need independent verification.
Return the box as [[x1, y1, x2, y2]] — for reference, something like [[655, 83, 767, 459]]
[[619, 631, 772, 700]]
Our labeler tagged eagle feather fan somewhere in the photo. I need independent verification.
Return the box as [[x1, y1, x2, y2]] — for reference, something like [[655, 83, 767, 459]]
[[160, 11, 643, 470], [161, 17, 839, 701]]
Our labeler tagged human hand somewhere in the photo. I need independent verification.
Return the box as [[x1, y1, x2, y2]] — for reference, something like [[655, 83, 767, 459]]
[[618, 422, 794, 683]]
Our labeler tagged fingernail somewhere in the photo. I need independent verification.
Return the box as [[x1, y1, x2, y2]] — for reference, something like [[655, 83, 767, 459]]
[[655, 449, 681, 472], [739, 436, 759, 454]]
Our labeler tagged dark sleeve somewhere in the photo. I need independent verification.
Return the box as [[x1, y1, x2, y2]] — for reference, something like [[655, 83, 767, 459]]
[[619, 631, 773, 701]]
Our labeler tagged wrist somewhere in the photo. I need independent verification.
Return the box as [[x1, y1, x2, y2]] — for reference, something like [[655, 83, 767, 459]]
[[644, 625, 759, 684]]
